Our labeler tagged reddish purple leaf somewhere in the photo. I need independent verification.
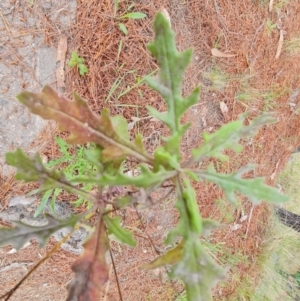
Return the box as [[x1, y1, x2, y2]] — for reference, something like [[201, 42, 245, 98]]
[[67, 219, 109, 301], [17, 86, 151, 163]]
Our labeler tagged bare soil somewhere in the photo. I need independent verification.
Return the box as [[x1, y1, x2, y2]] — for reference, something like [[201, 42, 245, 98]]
[[2, 0, 300, 300]]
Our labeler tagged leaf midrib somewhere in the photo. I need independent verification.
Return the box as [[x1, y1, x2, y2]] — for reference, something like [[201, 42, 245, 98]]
[[38, 104, 153, 165]]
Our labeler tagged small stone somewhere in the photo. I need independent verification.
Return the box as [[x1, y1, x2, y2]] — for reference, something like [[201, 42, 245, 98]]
[[42, 0, 52, 10], [230, 223, 242, 231], [153, 268, 160, 276], [41, 154, 48, 163], [9, 196, 36, 207], [7, 249, 17, 254]]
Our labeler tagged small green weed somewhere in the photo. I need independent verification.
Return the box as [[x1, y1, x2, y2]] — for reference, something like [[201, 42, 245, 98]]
[[68, 51, 89, 76], [117, 69, 157, 99], [203, 240, 249, 268], [114, 1, 147, 35], [213, 33, 224, 49], [175, 292, 187, 301], [258, 0, 269, 4], [202, 68, 230, 91], [274, 0, 290, 9], [236, 81, 288, 112], [285, 37, 300, 55], [212, 199, 236, 223], [265, 19, 277, 37], [33, 137, 95, 216], [263, 86, 288, 111], [105, 69, 157, 102]]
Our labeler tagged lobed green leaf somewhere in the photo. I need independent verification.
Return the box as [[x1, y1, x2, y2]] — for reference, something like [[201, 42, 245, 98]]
[[192, 114, 277, 163], [197, 165, 289, 205], [166, 177, 202, 244], [171, 237, 225, 301], [101, 165, 175, 187], [192, 120, 244, 162], [105, 216, 136, 247], [153, 146, 181, 171], [140, 240, 184, 270], [145, 13, 199, 155], [68, 51, 80, 67], [0, 214, 79, 250], [5, 149, 91, 200], [142, 216, 223, 301], [6, 148, 65, 187], [78, 63, 89, 76]]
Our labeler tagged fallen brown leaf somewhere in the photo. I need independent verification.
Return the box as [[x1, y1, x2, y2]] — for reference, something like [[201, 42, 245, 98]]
[[67, 219, 109, 301], [211, 48, 235, 58]]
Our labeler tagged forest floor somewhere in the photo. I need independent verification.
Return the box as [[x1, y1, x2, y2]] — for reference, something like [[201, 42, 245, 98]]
[[2, 0, 300, 300]]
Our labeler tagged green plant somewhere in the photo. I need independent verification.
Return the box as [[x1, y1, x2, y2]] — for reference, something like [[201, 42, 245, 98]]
[[202, 68, 231, 91], [285, 37, 300, 55], [68, 51, 89, 76], [213, 33, 224, 49], [105, 69, 157, 103], [236, 81, 288, 112], [0, 13, 288, 301], [212, 198, 237, 223], [266, 19, 277, 37], [175, 291, 187, 301], [274, 0, 290, 9], [261, 85, 288, 112], [32, 137, 96, 217], [114, 1, 147, 35]]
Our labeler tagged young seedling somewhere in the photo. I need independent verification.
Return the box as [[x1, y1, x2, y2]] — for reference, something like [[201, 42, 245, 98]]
[[68, 51, 89, 76], [266, 19, 277, 37], [114, 1, 147, 35], [274, 0, 290, 9], [285, 37, 300, 55]]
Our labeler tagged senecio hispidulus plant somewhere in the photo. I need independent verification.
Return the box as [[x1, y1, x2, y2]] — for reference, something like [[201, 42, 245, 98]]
[[0, 13, 288, 301]]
